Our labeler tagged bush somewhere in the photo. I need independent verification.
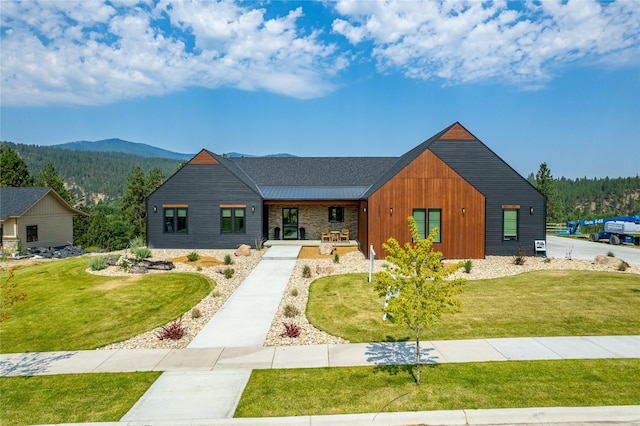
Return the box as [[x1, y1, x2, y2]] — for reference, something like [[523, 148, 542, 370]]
[[156, 316, 185, 340], [224, 268, 234, 279], [284, 304, 300, 318], [302, 265, 311, 278], [133, 246, 152, 259], [211, 288, 221, 297], [88, 256, 107, 271], [187, 252, 199, 262], [280, 322, 301, 338], [513, 247, 527, 265], [290, 288, 299, 297], [544, 257, 552, 263], [333, 253, 340, 263], [191, 307, 202, 319], [607, 251, 615, 257], [618, 261, 628, 272], [224, 254, 233, 265], [463, 260, 472, 273]]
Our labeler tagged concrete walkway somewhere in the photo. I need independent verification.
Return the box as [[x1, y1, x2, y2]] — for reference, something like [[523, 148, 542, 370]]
[[2, 245, 639, 425]]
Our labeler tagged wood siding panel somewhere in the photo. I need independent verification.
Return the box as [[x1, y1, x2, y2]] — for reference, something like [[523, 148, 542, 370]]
[[440, 123, 475, 140], [367, 150, 485, 259]]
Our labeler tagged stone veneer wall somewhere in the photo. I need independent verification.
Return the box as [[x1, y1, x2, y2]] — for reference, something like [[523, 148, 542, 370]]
[[267, 204, 359, 241]]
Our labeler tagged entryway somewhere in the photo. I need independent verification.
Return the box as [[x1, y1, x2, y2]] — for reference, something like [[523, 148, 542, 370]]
[[282, 208, 298, 240]]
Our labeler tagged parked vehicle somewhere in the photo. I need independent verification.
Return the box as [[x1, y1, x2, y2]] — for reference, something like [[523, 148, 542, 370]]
[[565, 215, 640, 245]]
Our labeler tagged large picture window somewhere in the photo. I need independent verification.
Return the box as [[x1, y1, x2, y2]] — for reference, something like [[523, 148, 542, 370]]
[[503, 208, 518, 240], [413, 209, 426, 240], [221, 208, 245, 233], [328, 206, 344, 223], [26, 225, 38, 242], [164, 207, 188, 233], [428, 209, 441, 243]]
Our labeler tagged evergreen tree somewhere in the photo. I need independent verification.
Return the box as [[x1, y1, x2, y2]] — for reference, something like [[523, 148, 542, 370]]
[[146, 167, 165, 195], [121, 166, 148, 239], [85, 211, 113, 250], [375, 217, 466, 385], [0, 145, 34, 187], [35, 161, 75, 204], [535, 163, 562, 222]]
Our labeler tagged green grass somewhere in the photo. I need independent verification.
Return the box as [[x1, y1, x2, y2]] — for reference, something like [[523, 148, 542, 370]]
[[236, 359, 640, 417], [307, 271, 640, 342], [0, 372, 160, 426], [0, 257, 214, 352]]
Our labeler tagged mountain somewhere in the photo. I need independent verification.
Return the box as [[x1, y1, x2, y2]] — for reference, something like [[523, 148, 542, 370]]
[[53, 138, 194, 160]]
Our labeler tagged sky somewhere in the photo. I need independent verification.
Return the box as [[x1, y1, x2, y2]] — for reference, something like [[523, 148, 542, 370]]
[[1, 0, 639, 179]]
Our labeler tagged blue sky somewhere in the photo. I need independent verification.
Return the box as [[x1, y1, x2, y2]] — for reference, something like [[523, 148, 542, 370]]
[[1, 0, 639, 179]]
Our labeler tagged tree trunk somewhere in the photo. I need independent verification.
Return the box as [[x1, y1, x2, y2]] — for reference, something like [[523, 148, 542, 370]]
[[415, 328, 421, 385]]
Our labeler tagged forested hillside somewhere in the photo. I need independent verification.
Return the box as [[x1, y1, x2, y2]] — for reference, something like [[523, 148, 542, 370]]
[[1, 142, 182, 203], [527, 173, 639, 221]]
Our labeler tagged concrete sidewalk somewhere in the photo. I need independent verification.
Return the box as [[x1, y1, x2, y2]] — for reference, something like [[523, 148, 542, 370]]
[[3, 336, 639, 377]]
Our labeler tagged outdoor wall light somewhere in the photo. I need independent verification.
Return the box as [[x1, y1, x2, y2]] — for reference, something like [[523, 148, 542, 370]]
[[153, 206, 157, 213], [363, 207, 367, 213], [462, 207, 466, 215], [530, 207, 534, 215], [389, 207, 393, 215], [251, 206, 255, 213]]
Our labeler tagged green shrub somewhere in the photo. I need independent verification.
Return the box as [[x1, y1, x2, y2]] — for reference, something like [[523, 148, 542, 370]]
[[224, 268, 234, 279], [302, 265, 311, 278], [333, 254, 340, 264], [290, 288, 299, 297], [463, 260, 472, 273], [544, 257, 552, 263], [284, 304, 300, 318], [133, 246, 152, 259], [88, 256, 107, 271], [196, 265, 202, 272], [211, 288, 221, 297], [607, 251, 615, 257], [224, 254, 233, 265], [618, 262, 627, 272], [187, 252, 199, 262], [191, 307, 202, 319]]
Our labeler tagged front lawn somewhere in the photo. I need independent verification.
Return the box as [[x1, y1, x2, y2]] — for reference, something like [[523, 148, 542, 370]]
[[307, 270, 640, 342], [0, 372, 160, 426], [236, 359, 640, 417], [0, 257, 214, 352]]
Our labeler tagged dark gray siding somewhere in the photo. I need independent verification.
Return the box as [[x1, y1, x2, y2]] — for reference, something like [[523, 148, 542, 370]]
[[430, 139, 546, 256], [147, 164, 263, 249]]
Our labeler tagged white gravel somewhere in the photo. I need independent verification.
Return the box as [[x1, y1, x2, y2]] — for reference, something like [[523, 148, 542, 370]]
[[88, 248, 638, 350]]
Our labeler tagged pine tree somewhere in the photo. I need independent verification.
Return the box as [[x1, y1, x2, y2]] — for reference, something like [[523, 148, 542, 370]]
[[0, 145, 34, 187], [375, 217, 466, 385], [121, 166, 148, 239], [535, 162, 562, 222], [35, 161, 75, 204]]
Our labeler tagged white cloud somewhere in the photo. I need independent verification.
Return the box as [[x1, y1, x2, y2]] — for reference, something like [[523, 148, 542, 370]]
[[0, 0, 345, 106], [331, 0, 640, 87]]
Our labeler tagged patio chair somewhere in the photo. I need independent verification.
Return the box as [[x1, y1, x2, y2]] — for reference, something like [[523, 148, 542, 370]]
[[340, 229, 349, 241], [320, 229, 331, 242]]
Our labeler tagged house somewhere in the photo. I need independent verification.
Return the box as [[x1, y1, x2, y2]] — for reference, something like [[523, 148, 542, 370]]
[[147, 122, 546, 259], [0, 187, 88, 254]]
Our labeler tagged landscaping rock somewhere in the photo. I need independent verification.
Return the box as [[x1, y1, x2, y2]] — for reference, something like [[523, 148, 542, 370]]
[[139, 259, 175, 270], [235, 244, 251, 256], [594, 255, 619, 266], [319, 243, 334, 255]]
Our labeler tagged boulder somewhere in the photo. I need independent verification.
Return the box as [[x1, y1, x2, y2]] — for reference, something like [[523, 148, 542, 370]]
[[235, 244, 251, 256], [594, 255, 618, 266], [319, 243, 334, 255], [316, 264, 334, 275]]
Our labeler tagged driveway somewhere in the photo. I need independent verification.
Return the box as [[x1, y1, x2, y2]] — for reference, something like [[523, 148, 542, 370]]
[[545, 235, 640, 265]]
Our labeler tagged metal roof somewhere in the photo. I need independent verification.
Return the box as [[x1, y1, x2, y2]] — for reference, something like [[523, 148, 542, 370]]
[[260, 186, 370, 200]]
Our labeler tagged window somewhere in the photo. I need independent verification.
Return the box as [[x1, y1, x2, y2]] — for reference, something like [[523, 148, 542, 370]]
[[428, 209, 441, 243], [164, 207, 188, 233], [413, 209, 426, 240], [221, 208, 245, 233], [26, 225, 38, 242], [328, 206, 344, 223], [503, 208, 518, 240]]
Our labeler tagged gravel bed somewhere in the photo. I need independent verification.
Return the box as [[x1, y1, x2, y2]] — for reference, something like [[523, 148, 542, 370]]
[[88, 248, 637, 350]]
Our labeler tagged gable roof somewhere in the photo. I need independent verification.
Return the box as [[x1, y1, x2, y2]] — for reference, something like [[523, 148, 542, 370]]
[[0, 187, 88, 221]]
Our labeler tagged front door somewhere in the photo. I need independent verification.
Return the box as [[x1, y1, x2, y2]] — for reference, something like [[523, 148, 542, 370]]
[[282, 208, 298, 240]]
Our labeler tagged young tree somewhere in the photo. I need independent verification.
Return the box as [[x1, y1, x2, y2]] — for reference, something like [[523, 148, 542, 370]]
[[36, 161, 75, 204], [121, 167, 148, 239], [375, 217, 466, 385], [0, 145, 34, 187], [535, 162, 562, 222]]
